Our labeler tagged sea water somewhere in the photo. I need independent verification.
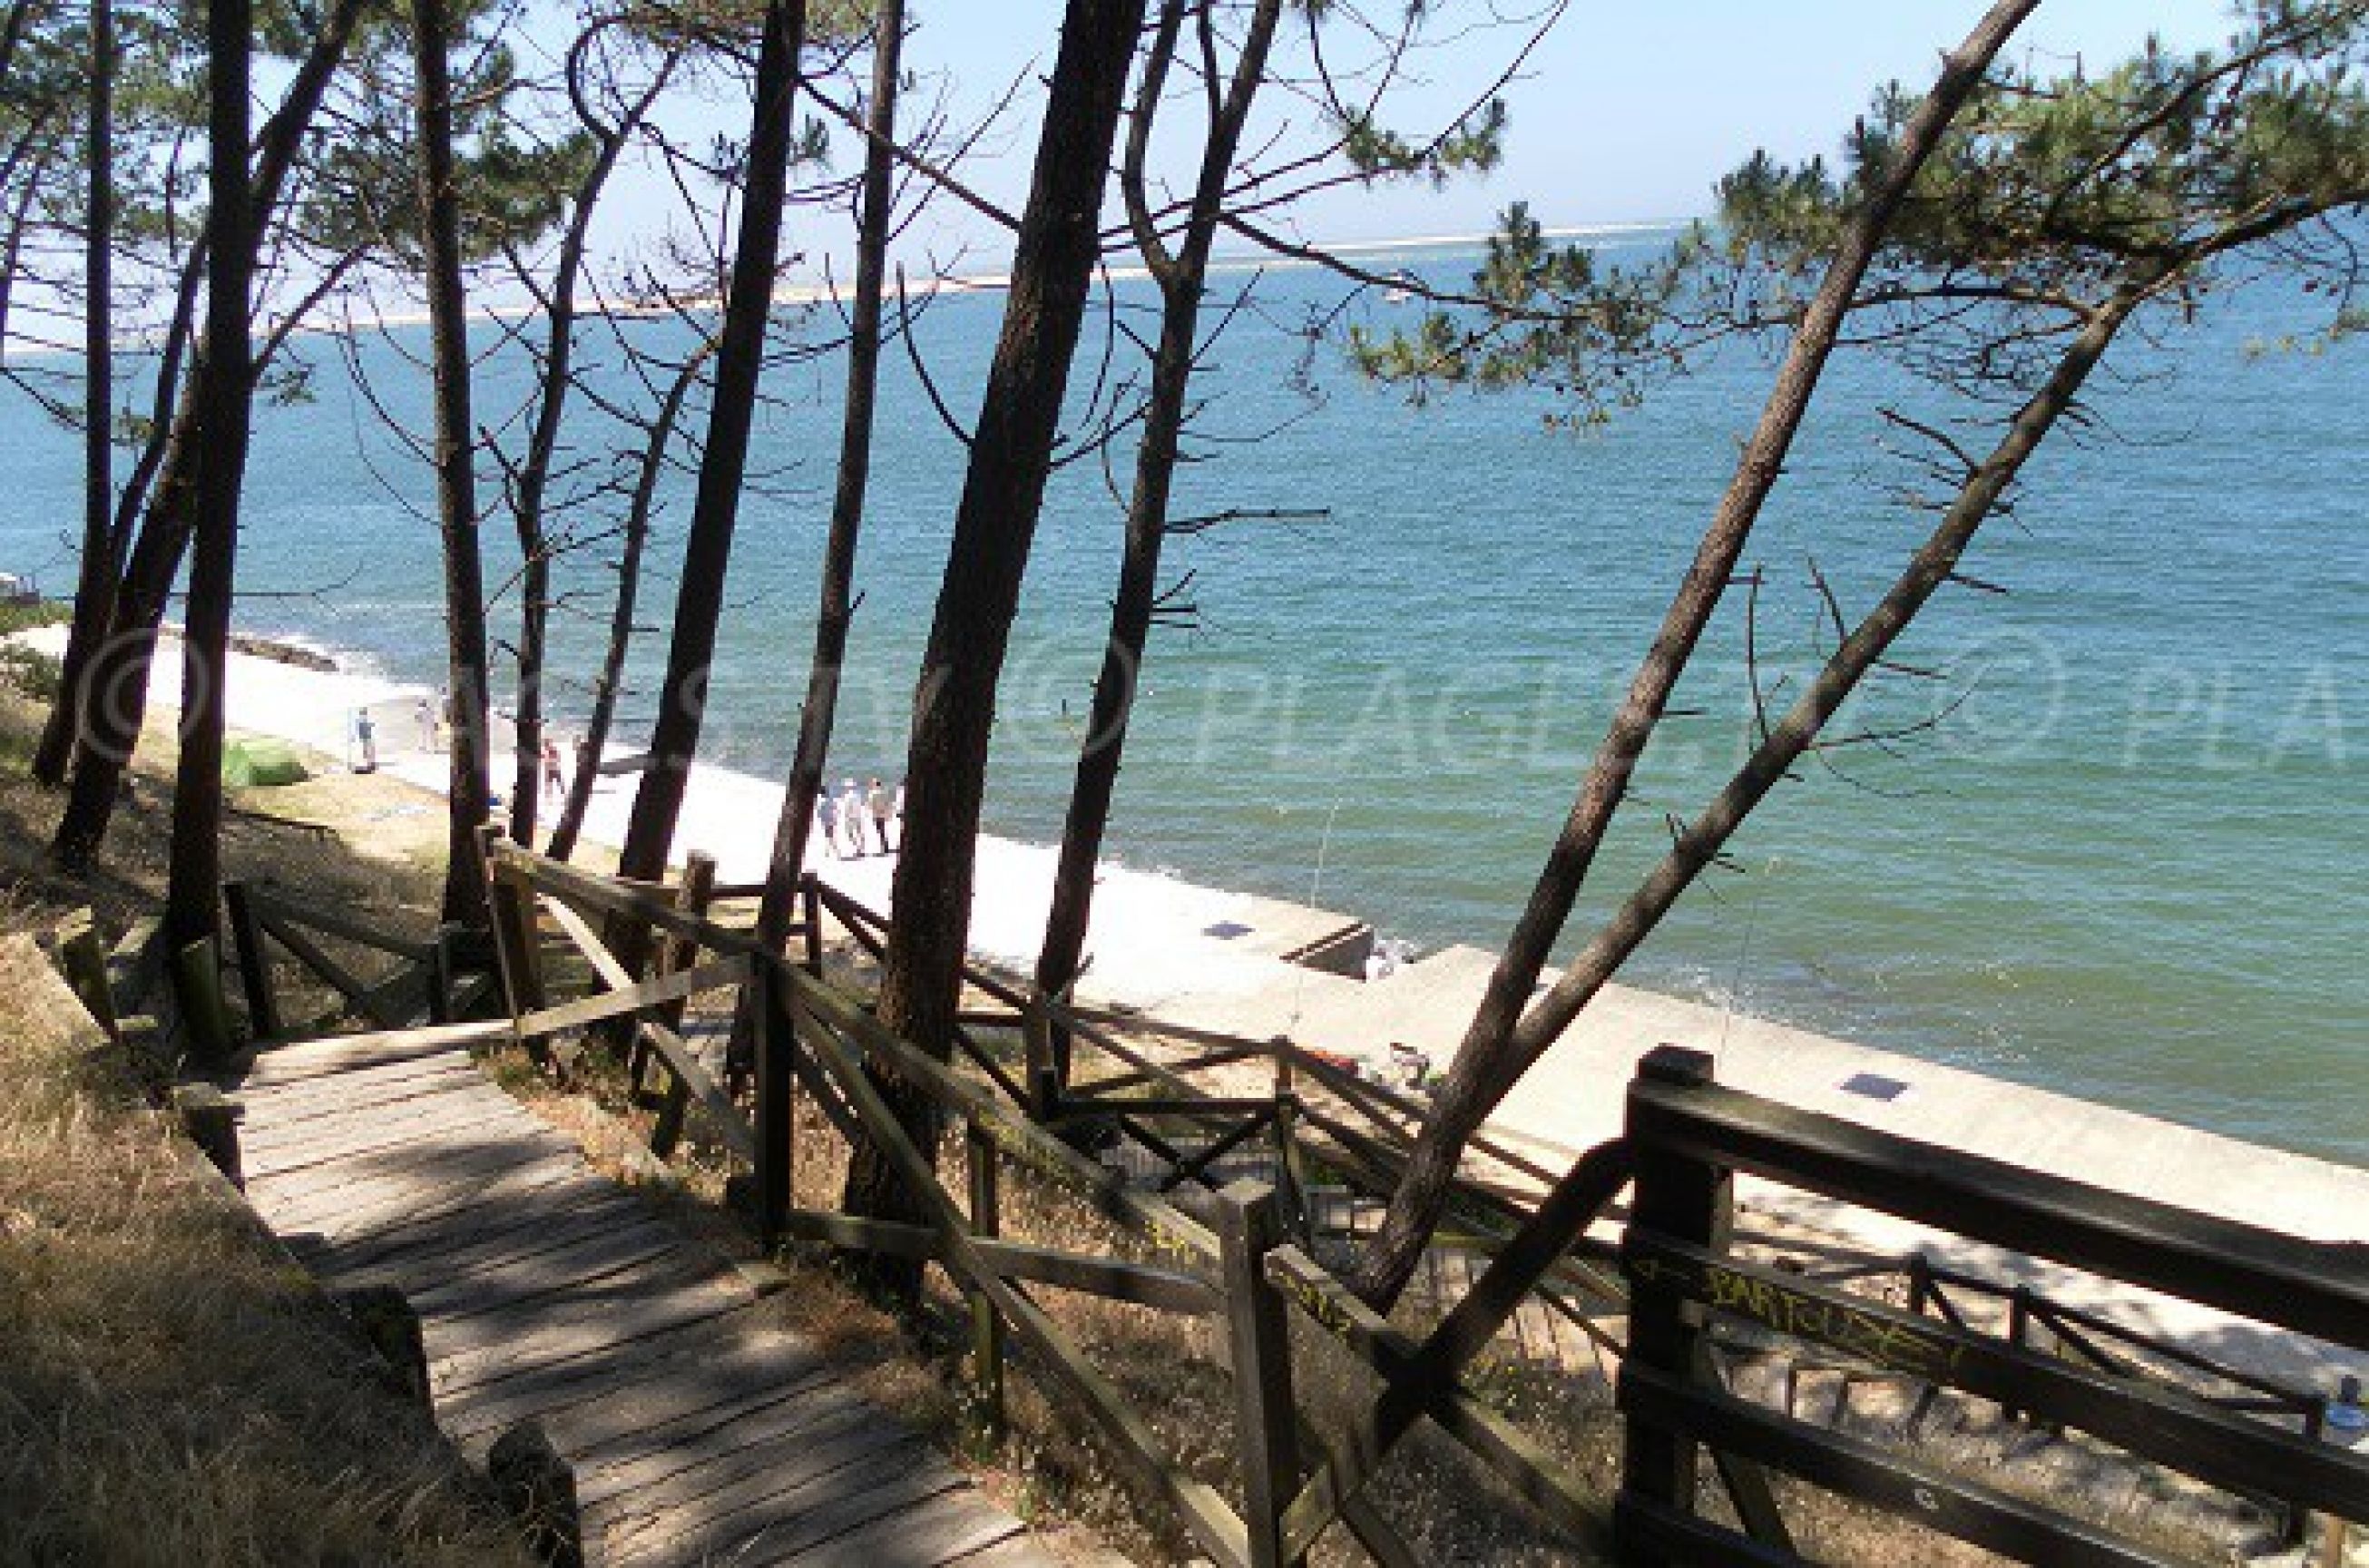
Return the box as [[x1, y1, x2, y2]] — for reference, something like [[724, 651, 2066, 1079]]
[[3, 232, 2361, 1163]]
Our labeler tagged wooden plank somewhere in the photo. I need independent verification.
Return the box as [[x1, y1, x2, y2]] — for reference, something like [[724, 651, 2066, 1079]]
[[602, 1428, 935, 1567], [439, 1302, 796, 1445], [1626, 1071, 2369, 1348], [1612, 1493, 1804, 1568], [268, 1148, 601, 1254], [779, 1485, 1023, 1566], [1628, 1232, 2369, 1521], [944, 1537, 1059, 1568], [1618, 1365, 2181, 1568], [1265, 1243, 1611, 1559], [250, 1130, 586, 1236], [257, 912, 409, 1029], [512, 955, 748, 1041], [775, 1209, 1220, 1314], [246, 884, 436, 959], [494, 842, 768, 959], [240, 1098, 529, 1180], [406, 1220, 696, 1324], [232, 1054, 482, 1116], [1274, 1139, 1633, 1558], [539, 1332, 838, 1471], [232, 1018, 505, 1085], [787, 971, 1220, 1266], [664, 1445, 959, 1568], [426, 1269, 749, 1399], [579, 1372, 887, 1509], [318, 1185, 652, 1289], [238, 1081, 494, 1150], [790, 997, 1251, 1568]]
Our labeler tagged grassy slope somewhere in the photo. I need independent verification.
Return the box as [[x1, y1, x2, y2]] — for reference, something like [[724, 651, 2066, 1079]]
[[0, 693, 527, 1567]]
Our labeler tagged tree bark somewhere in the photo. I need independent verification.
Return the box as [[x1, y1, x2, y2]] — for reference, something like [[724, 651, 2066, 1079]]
[[1346, 0, 2042, 1309], [39, 0, 112, 789], [414, 0, 494, 926], [613, 0, 809, 885], [544, 343, 712, 864], [506, 56, 676, 846], [844, 0, 1149, 1298], [46, 0, 367, 869], [1034, 0, 1279, 1065], [162, 0, 253, 965], [749, 0, 905, 951]]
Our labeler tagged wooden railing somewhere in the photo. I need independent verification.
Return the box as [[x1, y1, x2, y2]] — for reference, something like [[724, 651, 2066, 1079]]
[[1615, 1044, 2369, 1566], [458, 842, 2368, 1568], [222, 877, 466, 1040]]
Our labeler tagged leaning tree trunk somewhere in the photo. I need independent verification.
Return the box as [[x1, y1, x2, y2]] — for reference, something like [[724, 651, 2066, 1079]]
[[845, 0, 1149, 1299], [162, 0, 253, 968], [414, 0, 494, 926], [545, 343, 711, 864], [613, 0, 808, 887], [506, 58, 674, 846], [1345, 0, 2047, 1309], [1035, 0, 1278, 1064], [37, 0, 113, 790], [749, 0, 906, 952], [46, 0, 365, 867]]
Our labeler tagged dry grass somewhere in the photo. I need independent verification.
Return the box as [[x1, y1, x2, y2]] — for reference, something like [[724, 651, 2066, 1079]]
[[0, 694, 528, 1567], [0, 937, 529, 1567]]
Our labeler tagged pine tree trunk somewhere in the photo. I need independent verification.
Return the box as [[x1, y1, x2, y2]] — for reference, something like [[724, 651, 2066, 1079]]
[[162, 0, 253, 965], [1036, 0, 1279, 1063], [36, 0, 113, 790], [750, 0, 905, 953], [45, 0, 365, 867], [414, 0, 494, 927], [544, 345, 710, 864], [613, 0, 808, 886], [1343, 0, 2043, 1310], [845, 0, 1149, 1298]]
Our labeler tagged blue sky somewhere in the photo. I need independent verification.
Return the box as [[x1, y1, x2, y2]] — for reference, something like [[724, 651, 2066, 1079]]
[[729, 0, 2241, 274]]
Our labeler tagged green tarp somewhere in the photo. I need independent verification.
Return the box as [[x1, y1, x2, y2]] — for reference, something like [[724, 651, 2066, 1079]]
[[222, 739, 309, 788]]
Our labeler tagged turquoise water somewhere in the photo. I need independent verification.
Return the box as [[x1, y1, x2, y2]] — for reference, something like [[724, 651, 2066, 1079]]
[[5, 234, 2363, 1162]]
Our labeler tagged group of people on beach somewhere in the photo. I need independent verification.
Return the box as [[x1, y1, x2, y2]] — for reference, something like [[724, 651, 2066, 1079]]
[[816, 777, 901, 858]]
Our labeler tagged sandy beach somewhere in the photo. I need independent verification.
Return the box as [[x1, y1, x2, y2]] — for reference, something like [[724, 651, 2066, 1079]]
[[26, 621, 2365, 1390]]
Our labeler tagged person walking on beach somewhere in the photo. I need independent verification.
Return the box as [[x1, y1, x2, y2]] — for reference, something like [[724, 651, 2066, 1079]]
[[837, 779, 867, 858], [415, 696, 436, 753], [816, 789, 841, 859], [866, 777, 894, 854], [541, 738, 564, 806], [353, 709, 377, 774]]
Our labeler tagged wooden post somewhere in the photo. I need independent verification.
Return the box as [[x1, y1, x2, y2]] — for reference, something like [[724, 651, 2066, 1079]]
[[337, 1284, 431, 1408], [1217, 1181, 1304, 1568], [751, 959, 795, 1248], [173, 936, 237, 1065], [48, 908, 118, 1041], [171, 1083, 242, 1188], [478, 827, 544, 1042], [488, 1420, 583, 1568], [1272, 1054, 1310, 1246], [966, 1116, 1007, 1436], [1616, 1046, 1731, 1563], [799, 872, 825, 975], [640, 849, 716, 1103], [1023, 997, 1058, 1122], [221, 882, 280, 1041], [425, 922, 460, 1024]]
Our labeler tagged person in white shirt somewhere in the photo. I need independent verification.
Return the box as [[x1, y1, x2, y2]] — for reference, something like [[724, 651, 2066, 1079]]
[[837, 779, 868, 858]]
